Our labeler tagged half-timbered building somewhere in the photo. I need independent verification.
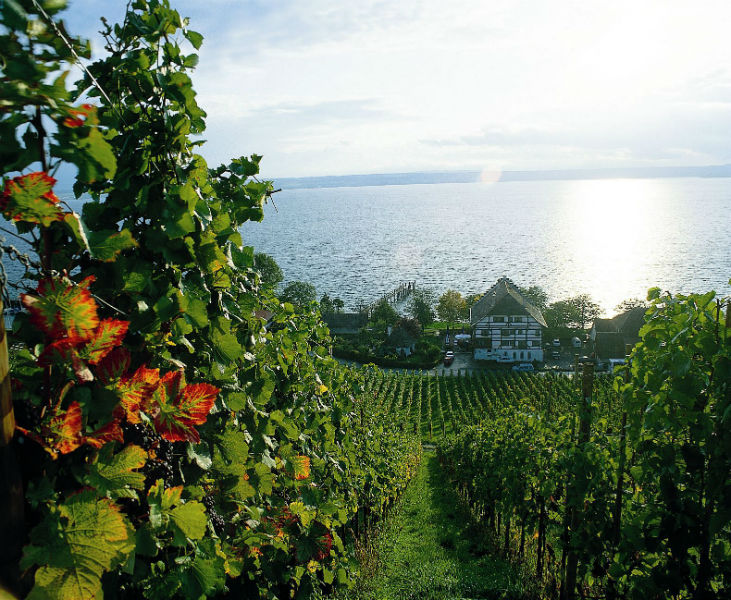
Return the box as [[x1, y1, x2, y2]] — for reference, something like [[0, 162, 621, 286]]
[[470, 277, 547, 362]]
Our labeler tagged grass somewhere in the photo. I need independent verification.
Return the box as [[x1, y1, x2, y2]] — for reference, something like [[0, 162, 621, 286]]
[[335, 452, 535, 600]]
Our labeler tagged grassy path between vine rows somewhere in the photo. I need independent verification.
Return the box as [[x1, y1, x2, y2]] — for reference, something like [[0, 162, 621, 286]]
[[338, 452, 534, 600]]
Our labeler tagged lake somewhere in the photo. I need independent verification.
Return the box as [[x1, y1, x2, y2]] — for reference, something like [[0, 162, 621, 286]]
[[241, 177, 731, 314], [2, 177, 729, 316]]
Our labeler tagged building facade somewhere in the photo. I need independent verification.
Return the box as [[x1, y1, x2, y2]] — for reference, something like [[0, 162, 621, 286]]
[[589, 306, 646, 359], [470, 277, 547, 362]]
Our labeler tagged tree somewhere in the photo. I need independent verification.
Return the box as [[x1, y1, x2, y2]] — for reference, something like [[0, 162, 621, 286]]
[[615, 297, 648, 313], [369, 298, 399, 327], [320, 294, 344, 314], [517, 285, 549, 312], [320, 294, 334, 314], [436, 289, 466, 324], [280, 281, 317, 307], [545, 294, 602, 329], [254, 252, 283, 290], [393, 317, 421, 339], [464, 293, 482, 319], [408, 288, 436, 328], [573, 293, 602, 329]]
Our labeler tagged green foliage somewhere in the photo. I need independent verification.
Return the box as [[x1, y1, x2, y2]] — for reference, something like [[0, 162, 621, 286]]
[[22, 491, 135, 600], [280, 280, 317, 308], [254, 252, 284, 290], [436, 289, 730, 599], [516, 284, 548, 312], [545, 293, 602, 329], [614, 296, 647, 312], [408, 288, 436, 328], [1, 2, 422, 599], [436, 289, 466, 323], [320, 293, 344, 315], [393, 317, 421, 340], [368, 298, 399, 328]]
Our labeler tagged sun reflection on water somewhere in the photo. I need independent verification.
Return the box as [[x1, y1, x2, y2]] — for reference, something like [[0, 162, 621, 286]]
[[558, 178, 667, 311]]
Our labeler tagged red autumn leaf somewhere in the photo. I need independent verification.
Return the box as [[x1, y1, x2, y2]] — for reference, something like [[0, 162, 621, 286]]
[[37, 335, 94, 382], [85, 419, 124, 449], [81, 319, 129, 364], [38, 336, 85, 366], [149, 371, 219, 443], [313, 532, 333, 561], [63, 116, 84, 128], [113, 365, 160, 424], [178, 383, 219, 426], [292, 455, 311, 480], [48, 401, 84, 455], [22, 276, 99, 340], [96, 347, 132, 384], [0, 171, 64, 226], [61, 104, 95, 128]]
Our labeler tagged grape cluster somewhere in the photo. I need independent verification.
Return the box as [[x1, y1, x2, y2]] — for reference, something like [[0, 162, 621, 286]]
[[202, 495, 226, 534], [122, 422, 159, 450], [144, 459, 174, 488]]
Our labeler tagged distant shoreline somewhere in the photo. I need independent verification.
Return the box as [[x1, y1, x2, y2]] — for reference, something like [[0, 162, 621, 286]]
[[271, 164, 731, 191]]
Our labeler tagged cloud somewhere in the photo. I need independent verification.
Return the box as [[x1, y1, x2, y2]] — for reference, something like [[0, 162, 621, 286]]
[[61, 0, 731, 176]]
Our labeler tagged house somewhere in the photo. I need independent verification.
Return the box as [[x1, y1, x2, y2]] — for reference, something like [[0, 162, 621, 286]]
[[470, 277, 547, 362], [322, 312, 368, 335], [590, 306, 646, 359], [387, 327, 417, 357]]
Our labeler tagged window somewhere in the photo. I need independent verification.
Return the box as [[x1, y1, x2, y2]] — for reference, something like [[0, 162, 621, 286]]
[[517, 341, 527, 349], [501, 340, 513, 347], [513, 316, 523, 323], [501, 329, 512, 337], [493, 316, 505, 323]]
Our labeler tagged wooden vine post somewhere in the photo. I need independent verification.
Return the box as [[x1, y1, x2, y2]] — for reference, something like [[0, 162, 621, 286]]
[[0, 299, 24, 594], [563, 362, 594, 600], [0, 301, 13, 444], [612, 344, 634, 544]]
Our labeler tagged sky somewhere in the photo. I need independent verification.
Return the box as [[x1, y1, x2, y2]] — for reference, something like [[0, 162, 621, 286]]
[[62, 0, 731, 178]]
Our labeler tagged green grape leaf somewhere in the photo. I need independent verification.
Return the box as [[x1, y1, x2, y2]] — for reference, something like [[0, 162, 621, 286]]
[[211, 328, 243, 362], [63, 212, 91, 252], [88, 229, 138, 262], [180, 553, 226, 598], [86, 444, 147, 499], [169, 501, 207, 540], [75, 128, 117, 182], [22, 491, 134, 600], [185, 30, 203, 50], [184, 298, 208, 328]]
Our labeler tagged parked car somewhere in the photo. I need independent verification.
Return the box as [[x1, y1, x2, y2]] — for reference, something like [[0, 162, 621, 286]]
[[512, 363, 534, 372], [552, 338, 561, 347], [443, 350, 455, 366]]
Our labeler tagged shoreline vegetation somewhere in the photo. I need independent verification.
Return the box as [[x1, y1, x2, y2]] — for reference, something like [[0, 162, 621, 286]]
[[273, 164, 731, 191]]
